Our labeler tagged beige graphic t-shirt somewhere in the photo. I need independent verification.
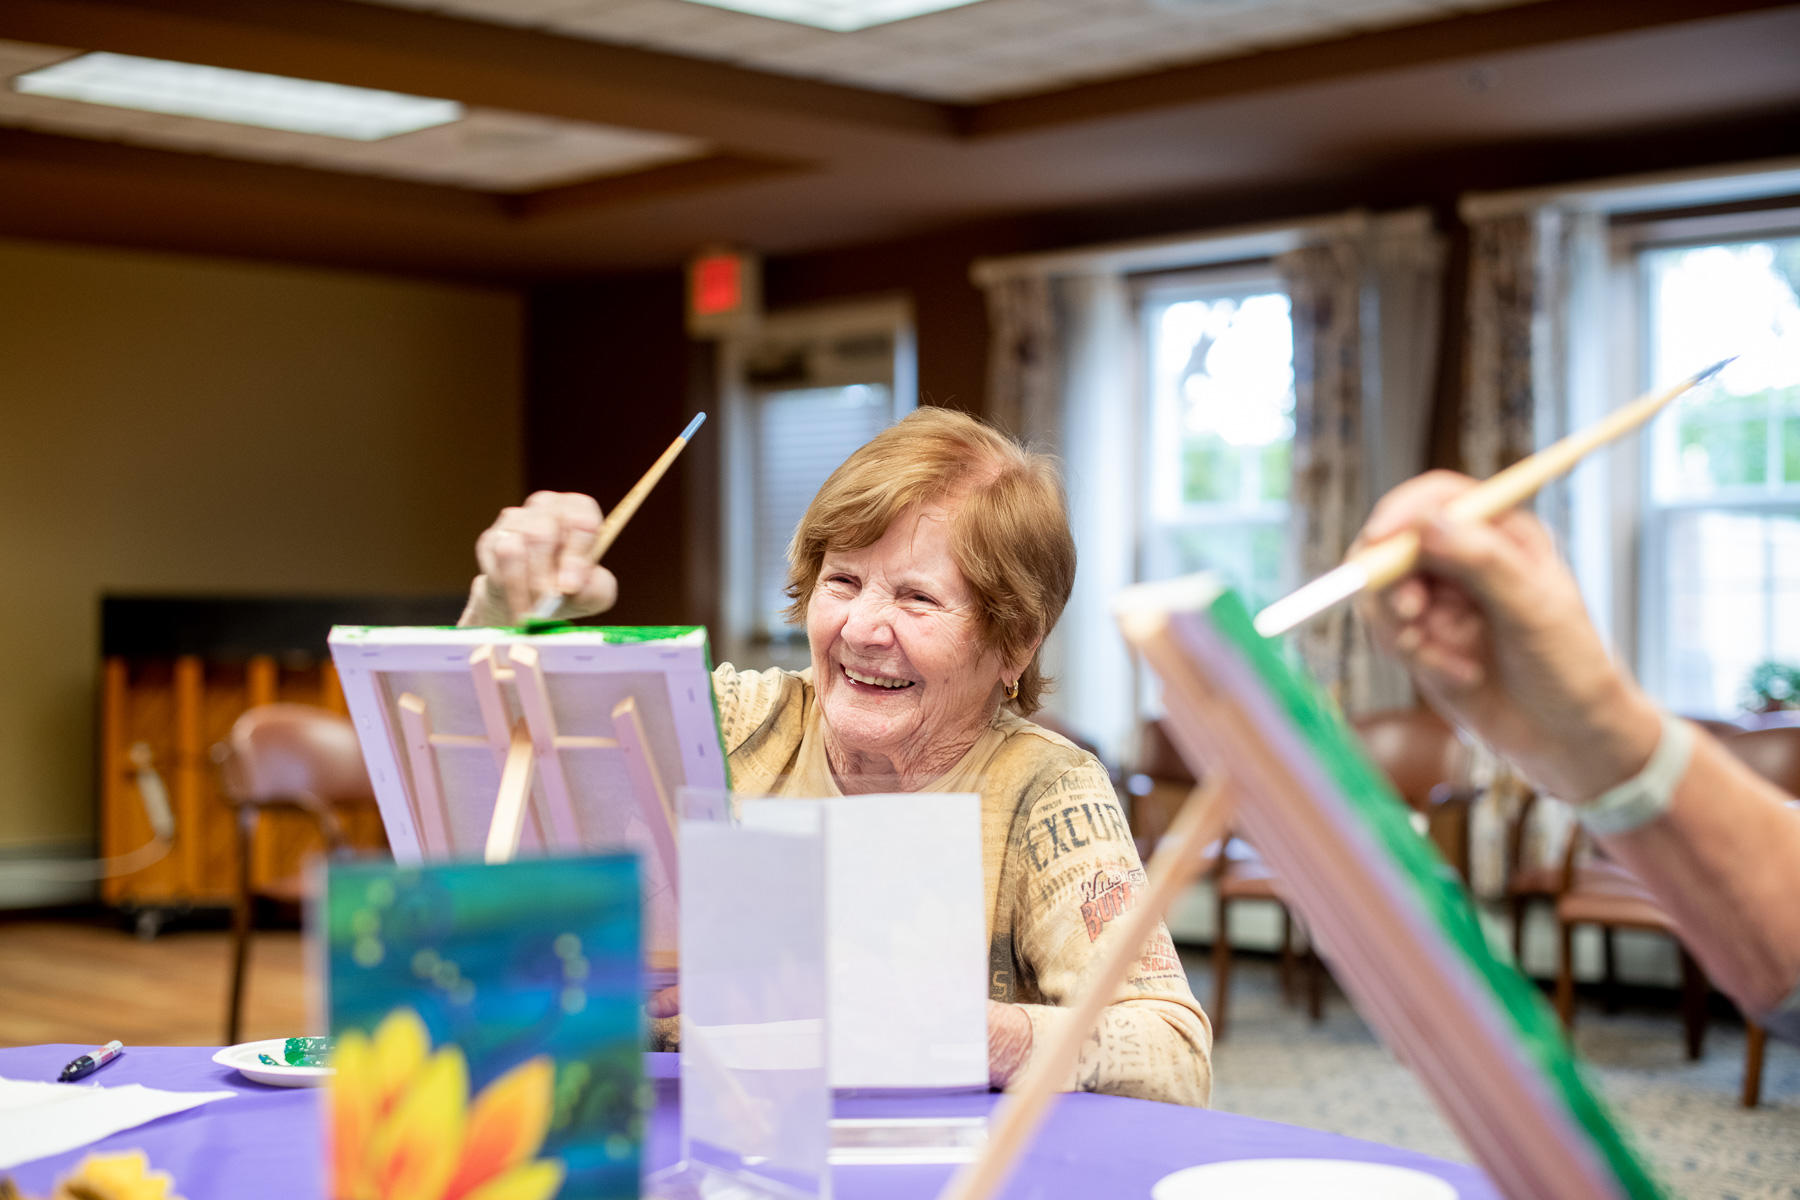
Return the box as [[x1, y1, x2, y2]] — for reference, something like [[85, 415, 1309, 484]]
[[714, 662, 1213, 1107]]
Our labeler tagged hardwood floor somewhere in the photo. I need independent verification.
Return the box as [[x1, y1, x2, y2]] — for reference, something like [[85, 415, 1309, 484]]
[[0, 916, 314, 1047]]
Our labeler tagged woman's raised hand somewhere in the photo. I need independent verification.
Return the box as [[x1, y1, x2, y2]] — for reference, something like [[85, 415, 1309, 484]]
[[1353, 470, 1660, 802], [460, 491, 620, 626]]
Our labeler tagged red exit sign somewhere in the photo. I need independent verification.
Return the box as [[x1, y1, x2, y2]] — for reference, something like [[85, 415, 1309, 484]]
[[686, 248, 761, 337]]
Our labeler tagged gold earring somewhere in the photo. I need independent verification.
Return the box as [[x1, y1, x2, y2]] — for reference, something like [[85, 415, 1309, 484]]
[[1004, 680, 1019, 702]]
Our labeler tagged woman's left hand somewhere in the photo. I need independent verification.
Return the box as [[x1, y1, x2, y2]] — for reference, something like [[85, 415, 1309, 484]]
[[987, 999, 1032, 1088]]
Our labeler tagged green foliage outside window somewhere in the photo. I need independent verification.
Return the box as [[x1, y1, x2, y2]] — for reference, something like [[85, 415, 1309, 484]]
[[1181, 436, 1291, 505], [1675, 385, 1800, 489]]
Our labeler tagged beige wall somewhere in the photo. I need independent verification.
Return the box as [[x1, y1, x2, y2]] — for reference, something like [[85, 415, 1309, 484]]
[[0, 238, 523, 850]]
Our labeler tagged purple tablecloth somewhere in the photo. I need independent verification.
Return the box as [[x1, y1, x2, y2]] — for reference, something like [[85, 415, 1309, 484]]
[[0, 1046, 1500, 1198]]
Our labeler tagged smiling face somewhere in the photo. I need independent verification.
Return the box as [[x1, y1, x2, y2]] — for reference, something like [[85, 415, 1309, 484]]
[[807, 503, 1017, 787]]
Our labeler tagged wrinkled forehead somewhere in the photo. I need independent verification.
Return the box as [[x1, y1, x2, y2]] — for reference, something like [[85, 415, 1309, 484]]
[[821, 502, 969, 582]]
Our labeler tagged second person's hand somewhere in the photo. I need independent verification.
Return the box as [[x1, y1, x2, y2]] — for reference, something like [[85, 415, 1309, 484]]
[[1352, 470, 1660, 803]]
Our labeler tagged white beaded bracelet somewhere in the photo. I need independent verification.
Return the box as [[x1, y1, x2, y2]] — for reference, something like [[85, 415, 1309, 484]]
[[1574, 711, 1694, 837]]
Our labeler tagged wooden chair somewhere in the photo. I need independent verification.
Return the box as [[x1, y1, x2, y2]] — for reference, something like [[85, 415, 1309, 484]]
[[215, 704, 379, 1044], [1499, 786, 1563, 966], [1715, 723, 1800, 1106], [1502, 713, 1741, 969], [1139, 708, 1473, 1038], [1123, 722, 1307, 1038], [1553, 720, 1800, 1105], [1122, 719, 1195, 862], [1553, 831, 1711, 1058], [1350, 707, 1476, 878]]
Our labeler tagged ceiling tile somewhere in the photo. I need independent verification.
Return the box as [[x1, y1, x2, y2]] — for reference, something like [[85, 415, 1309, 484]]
[[333, 0, 1555, 103], [0, 39, 710, 192]]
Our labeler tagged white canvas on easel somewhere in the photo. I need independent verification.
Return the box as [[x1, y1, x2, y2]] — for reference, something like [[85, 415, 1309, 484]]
[[327, 625, 727, 965]]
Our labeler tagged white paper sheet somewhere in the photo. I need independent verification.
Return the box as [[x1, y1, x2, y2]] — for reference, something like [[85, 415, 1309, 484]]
[[742, 793, 988, 1090], [0, 1077, 234, 1169]]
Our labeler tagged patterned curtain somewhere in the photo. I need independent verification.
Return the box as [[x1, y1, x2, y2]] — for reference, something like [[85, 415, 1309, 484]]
[[1278, 237, 1380, 709], [1462, 207, 1578, 537], [1459, 206, 1577, 896], [982, 272, 1056, 442], [1461, 212, 1542, 478]]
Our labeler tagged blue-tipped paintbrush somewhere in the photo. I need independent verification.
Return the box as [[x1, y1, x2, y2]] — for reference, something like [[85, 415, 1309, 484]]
[[528, 411, 706, 623], [1254, 357, 1734, 639]]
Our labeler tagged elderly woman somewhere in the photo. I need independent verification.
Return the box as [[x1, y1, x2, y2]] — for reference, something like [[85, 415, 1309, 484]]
[[460, 407, 1212, 1107]]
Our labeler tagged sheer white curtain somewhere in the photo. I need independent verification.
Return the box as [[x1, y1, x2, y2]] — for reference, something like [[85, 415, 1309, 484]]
[[1368, 215, 1450, 504], [977, 266, 1138, 763], [1044, 271, 1137, 763]]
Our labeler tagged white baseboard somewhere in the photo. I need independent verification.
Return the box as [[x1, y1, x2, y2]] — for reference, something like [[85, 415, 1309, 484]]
[[0, 845, 100, 910]]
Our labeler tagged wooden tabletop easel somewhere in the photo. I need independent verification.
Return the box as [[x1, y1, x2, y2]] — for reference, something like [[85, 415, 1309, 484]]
[[392, 643, 678, 876]]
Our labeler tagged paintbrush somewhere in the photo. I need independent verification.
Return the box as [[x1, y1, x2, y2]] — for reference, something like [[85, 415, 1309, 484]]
[[1253, 357, 1734, 639], [935, 775, 1230, 1200], [527, 411, 707, 623]]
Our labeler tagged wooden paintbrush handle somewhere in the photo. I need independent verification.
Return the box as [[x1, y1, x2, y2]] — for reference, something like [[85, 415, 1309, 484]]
[[936, 775, 1230, 1200], [585, 434, 689, 565], [1350, 364, 1719, 595]]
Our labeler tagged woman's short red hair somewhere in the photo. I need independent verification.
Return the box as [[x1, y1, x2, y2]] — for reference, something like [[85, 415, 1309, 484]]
[[784, 406, 1075, 715]]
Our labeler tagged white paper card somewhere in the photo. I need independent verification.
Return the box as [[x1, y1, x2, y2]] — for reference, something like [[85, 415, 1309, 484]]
[[0, 1078, 234, 1169], [675, 813, 830, 1198], [743, 793, 988, 1091]]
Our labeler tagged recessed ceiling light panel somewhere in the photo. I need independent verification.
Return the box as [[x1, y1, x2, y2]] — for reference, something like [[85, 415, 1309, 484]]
[[12, 52, 463, 140], [677, 0, 987, 33]]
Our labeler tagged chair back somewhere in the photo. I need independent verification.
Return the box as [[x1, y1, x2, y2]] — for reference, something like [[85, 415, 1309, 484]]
[[1121, 720, 1204, 862], [219, 704, 372, 809], [1684, 713, 1745, 738], [1722, 724, 1800, 796], [1132, 719, 1197, 786], [1351, 706, 1470, 811]]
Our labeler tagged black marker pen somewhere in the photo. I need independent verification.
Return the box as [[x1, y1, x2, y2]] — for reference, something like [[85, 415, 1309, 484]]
[[58, 1040, 124, 1082]]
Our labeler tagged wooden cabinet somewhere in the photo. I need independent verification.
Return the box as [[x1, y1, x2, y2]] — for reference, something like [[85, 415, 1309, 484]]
[[94, 594, 463, 915], [99, 653, 387, 911]]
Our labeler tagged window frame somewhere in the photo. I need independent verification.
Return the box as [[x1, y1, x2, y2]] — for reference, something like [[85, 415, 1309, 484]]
[[1616, 212, 1800, 714], [1132, 263, 1296, 598], [1130, 263, 1296, 717]]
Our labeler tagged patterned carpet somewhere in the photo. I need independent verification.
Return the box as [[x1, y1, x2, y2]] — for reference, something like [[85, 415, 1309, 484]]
[[1189, 954, 1800, 1199]]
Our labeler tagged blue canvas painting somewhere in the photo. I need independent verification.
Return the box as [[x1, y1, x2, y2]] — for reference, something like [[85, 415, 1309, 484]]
[[324, 854, 644, 1200]]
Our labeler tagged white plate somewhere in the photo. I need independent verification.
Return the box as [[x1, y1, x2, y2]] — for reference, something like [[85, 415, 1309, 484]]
[[1153, 1158, 1459, 1200], [211, 1039, 334, 1088]]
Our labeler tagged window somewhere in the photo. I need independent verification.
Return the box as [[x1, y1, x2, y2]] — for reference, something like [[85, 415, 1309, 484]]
[[1138, 273, 1297, 613], [1639, 234, 1800, 715], [745, 382, 895, 637], [720, 300, 915, 668]]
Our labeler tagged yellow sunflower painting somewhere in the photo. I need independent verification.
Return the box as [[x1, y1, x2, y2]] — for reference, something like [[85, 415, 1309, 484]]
[[325, 857, 645, 1200], [331, 1009, 563, 1200]]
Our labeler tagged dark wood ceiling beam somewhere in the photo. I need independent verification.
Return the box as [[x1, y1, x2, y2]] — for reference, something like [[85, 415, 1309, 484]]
[[0, 122, 809, 227], [0, 126, 507, 219], [964, 0, 1800, 136], [0, 0, 958, 157], [508, 153, 807, 221]]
